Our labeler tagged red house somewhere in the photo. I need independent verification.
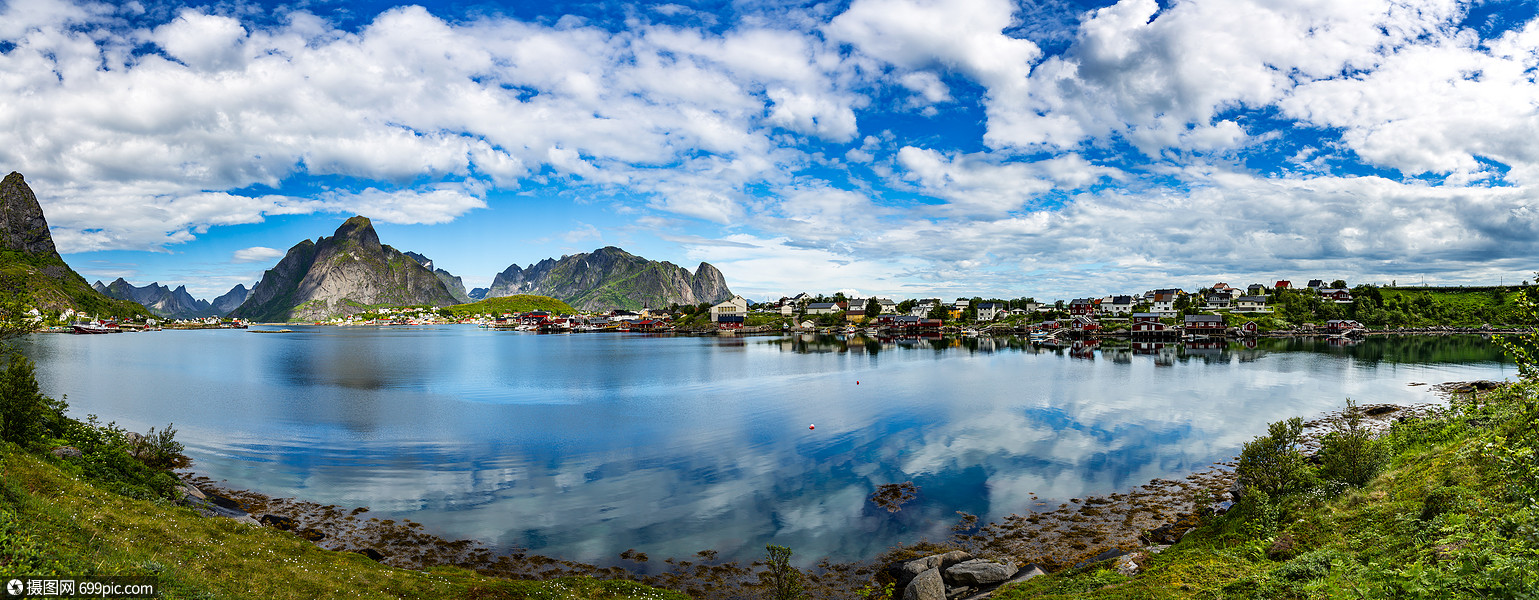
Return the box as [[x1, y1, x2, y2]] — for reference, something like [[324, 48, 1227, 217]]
[[1069, 298, 1096, 316], [1183, 314, 1225, 335], [1275, 280, 1292, 290]]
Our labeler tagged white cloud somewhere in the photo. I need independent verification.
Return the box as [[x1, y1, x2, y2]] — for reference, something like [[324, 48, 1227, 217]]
[[232, 246, 283, 263], [0, 3, 860, 251]]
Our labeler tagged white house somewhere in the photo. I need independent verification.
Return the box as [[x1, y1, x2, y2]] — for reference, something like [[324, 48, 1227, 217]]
[[710, 295, 750, 323], [805, 302, 841, 315], [1234, 295, 1270, 313], [976, 302, 1006, 321]]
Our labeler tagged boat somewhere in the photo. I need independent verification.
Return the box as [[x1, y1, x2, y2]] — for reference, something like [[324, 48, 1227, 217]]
[[71, 321, 119, 334]]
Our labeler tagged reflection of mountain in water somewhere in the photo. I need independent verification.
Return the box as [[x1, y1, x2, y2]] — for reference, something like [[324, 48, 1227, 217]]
[[18, 329, 1514, 569]]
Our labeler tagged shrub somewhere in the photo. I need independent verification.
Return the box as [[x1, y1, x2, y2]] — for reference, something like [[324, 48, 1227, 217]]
[[1318, 399, 1388, 489], [131, 423, 188, 470], [0, 352, 66, 447], [762, 545, 804, 600], [1237, 417, 1314, 502]]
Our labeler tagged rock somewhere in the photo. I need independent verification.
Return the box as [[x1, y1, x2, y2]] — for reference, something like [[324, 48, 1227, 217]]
[[1148, 545, 1171, 555], [1227, 480, 1245, 503], [297, 527, 326, 542], [258, 514, 297, 531], [1364, 405, 1400, 416], [0, 172, 61, 257], [944, 559, 1018, 586], [1074, 548, 1129, 569], [938, 550, 974, 569], [945, 585, 976, 600], [957, 565, 1045, 600], [233, 515, 262, 527], [1266, 533, 1296, 561], [1114, 553, 1142, 577], [177, 481, 206, 501], [352, 548, 386, 562], [49, 446, 82, 459], [890, 556, 940, 587], [1473, 380, 1501, 390], [123, 432, 144, 446], [902, 567, 945, 600]]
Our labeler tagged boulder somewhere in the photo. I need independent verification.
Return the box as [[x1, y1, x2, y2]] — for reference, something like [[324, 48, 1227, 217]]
[[1114, 553, 1141, 577], [1364, 405, 1400, 416], [351, 548, 386, 562], [49, 446, 82, 459], [957, 565, 1045, 600], [891, 554, 944, 587], [938, 550, 974, 569], [177, 481, 206, 501], [944, 559, 1018, 586], [945, 585, 976, 600], [259, 514, 297, 531], [902, 567, 945, 600]]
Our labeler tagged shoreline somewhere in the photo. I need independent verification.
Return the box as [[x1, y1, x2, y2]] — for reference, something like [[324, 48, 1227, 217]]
[[170, 381, 1488, 599]]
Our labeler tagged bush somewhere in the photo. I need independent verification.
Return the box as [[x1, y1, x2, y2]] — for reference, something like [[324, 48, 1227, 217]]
[[0, 353, 66, 447], [1237, 417, 1314, 502], [1318, 399, 1388, 489], [762, 545, 804, 600], [131, 423, 187, 470]]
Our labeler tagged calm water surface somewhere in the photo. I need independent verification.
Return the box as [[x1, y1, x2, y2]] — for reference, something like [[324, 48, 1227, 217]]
[[18, 328, 1514, 566]]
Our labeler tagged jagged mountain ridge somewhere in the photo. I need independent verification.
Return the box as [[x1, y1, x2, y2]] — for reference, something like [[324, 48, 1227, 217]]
[[93, 278, 219, 319], [486, 246, 733, 311], [403, 252, 470, 303], [0, 172, 149, 317], [211, 284, 250, 315], [229, 216, 461, 322]]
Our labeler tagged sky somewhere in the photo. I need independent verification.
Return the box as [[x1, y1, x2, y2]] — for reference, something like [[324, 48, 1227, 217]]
[[2, 0, 1538, 302]]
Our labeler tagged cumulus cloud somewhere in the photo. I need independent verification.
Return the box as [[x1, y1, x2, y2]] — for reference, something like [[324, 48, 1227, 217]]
[[0, 3, 859, 251], [232, 246, 283, 263]]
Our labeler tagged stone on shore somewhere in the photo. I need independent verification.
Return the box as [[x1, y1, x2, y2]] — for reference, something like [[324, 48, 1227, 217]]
[[902, 567, 945, 600], [945, 559, 1018, 586], [49, 446, 82, 459]]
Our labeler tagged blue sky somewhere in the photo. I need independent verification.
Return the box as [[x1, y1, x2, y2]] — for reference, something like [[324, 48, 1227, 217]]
[[3, 0, 1538, 301]]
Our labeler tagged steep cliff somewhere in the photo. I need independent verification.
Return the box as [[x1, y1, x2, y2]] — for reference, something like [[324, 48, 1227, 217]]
[[403, 252, 470, 303], [486, 247, 734, 311], [210, 284, 250, 315], [229, 216, 460, 322], [0, 172, 149, 317]]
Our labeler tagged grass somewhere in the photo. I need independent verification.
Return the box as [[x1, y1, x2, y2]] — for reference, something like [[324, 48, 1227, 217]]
[[980, 381, 1539, 599], [0, 446, 688, 600]]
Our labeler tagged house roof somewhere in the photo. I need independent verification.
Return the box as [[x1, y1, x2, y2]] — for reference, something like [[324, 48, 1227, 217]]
[[1184, 314, 1223, 323], [1236, 296, 1268, 302], [1130, 312, 1162, 318], [978, 302, 1006, 309], [806, 302, 839, 309]]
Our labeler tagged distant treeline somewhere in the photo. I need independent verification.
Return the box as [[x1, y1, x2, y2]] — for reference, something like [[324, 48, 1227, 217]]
[[1262, 285, 1534, 328]]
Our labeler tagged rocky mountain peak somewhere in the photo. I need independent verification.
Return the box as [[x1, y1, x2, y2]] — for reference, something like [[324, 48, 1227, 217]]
[[0, 172, 60, 257], [332, 216, 382, 253]]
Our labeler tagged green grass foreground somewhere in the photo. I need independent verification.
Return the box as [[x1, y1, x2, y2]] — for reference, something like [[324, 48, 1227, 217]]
[[980, 381, 1539, 599], [0, 447, 686, 600]]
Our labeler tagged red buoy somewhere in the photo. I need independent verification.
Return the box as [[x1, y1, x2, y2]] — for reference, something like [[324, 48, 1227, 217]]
[[856, 381, 860, 385], [809, 424, 815, 430]]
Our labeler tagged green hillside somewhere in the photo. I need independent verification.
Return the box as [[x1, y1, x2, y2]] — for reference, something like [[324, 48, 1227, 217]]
[[0, 249, 149, 319], [444, 295, 576, 316]]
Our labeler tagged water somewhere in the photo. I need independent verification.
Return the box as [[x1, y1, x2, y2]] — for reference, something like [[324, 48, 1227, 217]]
[[17, 328, 1514, 566]]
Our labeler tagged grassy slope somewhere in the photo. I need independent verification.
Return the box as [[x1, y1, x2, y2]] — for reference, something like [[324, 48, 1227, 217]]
[[0, 446, 686, 600], [0, 250, 150, 318], [444, 295, 577, 316], [987, 382, 1539, 599]]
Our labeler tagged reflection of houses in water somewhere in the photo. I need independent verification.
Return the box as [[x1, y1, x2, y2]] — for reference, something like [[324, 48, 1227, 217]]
[[1326, 336, 1360, 348], [1070, 339, 1099, 360], [1132, 342, 1177, 366], [1102, 345, 1132, 363], [1183, 340, 1226, 359]]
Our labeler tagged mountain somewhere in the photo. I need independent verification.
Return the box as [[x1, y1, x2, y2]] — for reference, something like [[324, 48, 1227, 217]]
[[210, 284, 250, 315], [0, 172, 149, 318], [229, 216, 460, 322], [485, 246, 734, 311], [403, 252, 470, 303], [92, 278, 218, 319], [468, 287, 489, 300]]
